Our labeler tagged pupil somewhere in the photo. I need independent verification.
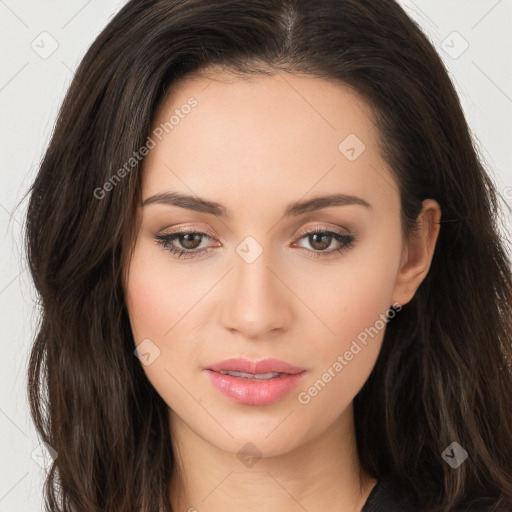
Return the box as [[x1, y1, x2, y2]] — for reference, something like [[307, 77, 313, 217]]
[[181, 233, 201, 249], [311, 233, 331, 250]]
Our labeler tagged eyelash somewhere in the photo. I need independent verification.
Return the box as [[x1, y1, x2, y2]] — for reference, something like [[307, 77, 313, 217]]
[[154, 227, 356, 260]]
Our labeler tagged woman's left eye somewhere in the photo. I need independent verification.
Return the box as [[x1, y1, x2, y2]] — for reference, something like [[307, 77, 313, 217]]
[[154, 228, 355, 260], [292, 229, 355, 258]]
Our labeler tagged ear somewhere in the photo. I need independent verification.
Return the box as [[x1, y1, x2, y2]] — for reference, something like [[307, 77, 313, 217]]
[[391, 199, 441, 306]]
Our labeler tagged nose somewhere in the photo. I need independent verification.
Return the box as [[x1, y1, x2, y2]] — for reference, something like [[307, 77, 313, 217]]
[[219, 248, 293, 340]]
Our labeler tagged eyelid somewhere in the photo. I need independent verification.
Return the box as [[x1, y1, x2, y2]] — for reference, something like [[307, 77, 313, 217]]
[[158, 225, 219, 241], [294, 224, 351, 238]]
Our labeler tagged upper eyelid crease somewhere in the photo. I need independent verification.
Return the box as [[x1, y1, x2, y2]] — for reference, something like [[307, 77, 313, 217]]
[[141, 192, 372, 217], [156, 226, 348, 244]]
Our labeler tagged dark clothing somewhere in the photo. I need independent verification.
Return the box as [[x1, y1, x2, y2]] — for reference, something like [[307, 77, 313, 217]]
[[361, 474, 502, 511], [361, 474, 417, 512]]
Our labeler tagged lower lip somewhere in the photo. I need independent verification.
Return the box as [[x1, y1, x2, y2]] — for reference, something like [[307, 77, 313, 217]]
[[204, 369, 307, 406]]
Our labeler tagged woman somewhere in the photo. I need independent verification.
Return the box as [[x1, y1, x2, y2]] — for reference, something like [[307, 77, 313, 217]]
[[25, 0, 512, 511]]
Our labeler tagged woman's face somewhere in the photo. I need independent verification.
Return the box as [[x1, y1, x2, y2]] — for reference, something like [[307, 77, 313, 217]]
[[124, 69, 436, 457]]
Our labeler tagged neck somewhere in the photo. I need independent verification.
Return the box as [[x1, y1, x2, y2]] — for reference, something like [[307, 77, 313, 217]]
[[168, 403, 377, 512]]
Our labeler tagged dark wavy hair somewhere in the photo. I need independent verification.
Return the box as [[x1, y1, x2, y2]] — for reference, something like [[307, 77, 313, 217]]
[[24, 0, 512, 510]]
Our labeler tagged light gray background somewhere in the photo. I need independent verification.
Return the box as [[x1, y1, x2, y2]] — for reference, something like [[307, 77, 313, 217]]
[[1, 1, 511, 509]]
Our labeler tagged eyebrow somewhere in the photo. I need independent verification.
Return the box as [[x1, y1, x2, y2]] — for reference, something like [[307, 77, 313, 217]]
[[141, 192, 371, 217]]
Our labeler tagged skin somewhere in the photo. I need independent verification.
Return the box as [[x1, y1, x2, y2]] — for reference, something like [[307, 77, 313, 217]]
[[123, 68, 441, 512]]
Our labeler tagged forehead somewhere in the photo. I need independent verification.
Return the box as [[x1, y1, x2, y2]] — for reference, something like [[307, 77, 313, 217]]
[[141, 70, 399, 216]]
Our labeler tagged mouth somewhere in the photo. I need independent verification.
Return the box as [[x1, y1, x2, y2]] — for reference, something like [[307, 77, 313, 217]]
[[204, 358, 307, 406], [206, 357, 305, 375], [215, 370, 285, 380]]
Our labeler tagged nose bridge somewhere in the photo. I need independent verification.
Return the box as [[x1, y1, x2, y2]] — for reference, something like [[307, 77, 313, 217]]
[[219, 240, 292, 338]]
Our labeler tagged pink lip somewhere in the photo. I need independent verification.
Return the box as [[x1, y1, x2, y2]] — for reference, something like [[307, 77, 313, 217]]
[[204, 358, 307, 406]]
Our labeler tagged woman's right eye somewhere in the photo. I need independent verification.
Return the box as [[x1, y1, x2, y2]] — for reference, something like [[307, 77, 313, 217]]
[[154, 231, 215, 259]]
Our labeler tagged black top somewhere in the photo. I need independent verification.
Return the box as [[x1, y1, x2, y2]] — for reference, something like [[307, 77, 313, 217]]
[[361, 474, 501, 511], [361, 474, 417, 512]]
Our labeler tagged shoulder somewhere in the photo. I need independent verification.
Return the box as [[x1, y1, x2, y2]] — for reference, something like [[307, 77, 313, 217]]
[[361, 474, 503, 512]]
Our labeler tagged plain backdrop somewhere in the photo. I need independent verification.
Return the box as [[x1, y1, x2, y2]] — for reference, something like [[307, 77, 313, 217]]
[[1, 0, 511, 509]]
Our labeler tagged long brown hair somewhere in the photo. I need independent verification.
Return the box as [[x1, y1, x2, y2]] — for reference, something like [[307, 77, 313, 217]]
[[24, 0, 512, 510]]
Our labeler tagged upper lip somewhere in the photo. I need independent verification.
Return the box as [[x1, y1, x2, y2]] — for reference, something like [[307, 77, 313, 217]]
[[206, 358, 305, 375]]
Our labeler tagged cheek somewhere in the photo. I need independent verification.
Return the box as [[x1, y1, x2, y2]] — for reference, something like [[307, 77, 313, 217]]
[[124, 245, 205, 411], [124, 242, 200, 374], [293, 235, 401, 412], [125, 241, 205, 342], [294, 243, 400, 355]]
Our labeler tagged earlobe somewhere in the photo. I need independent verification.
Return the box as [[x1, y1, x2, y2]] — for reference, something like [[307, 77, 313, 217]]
[[391, 199, 441, 306]]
